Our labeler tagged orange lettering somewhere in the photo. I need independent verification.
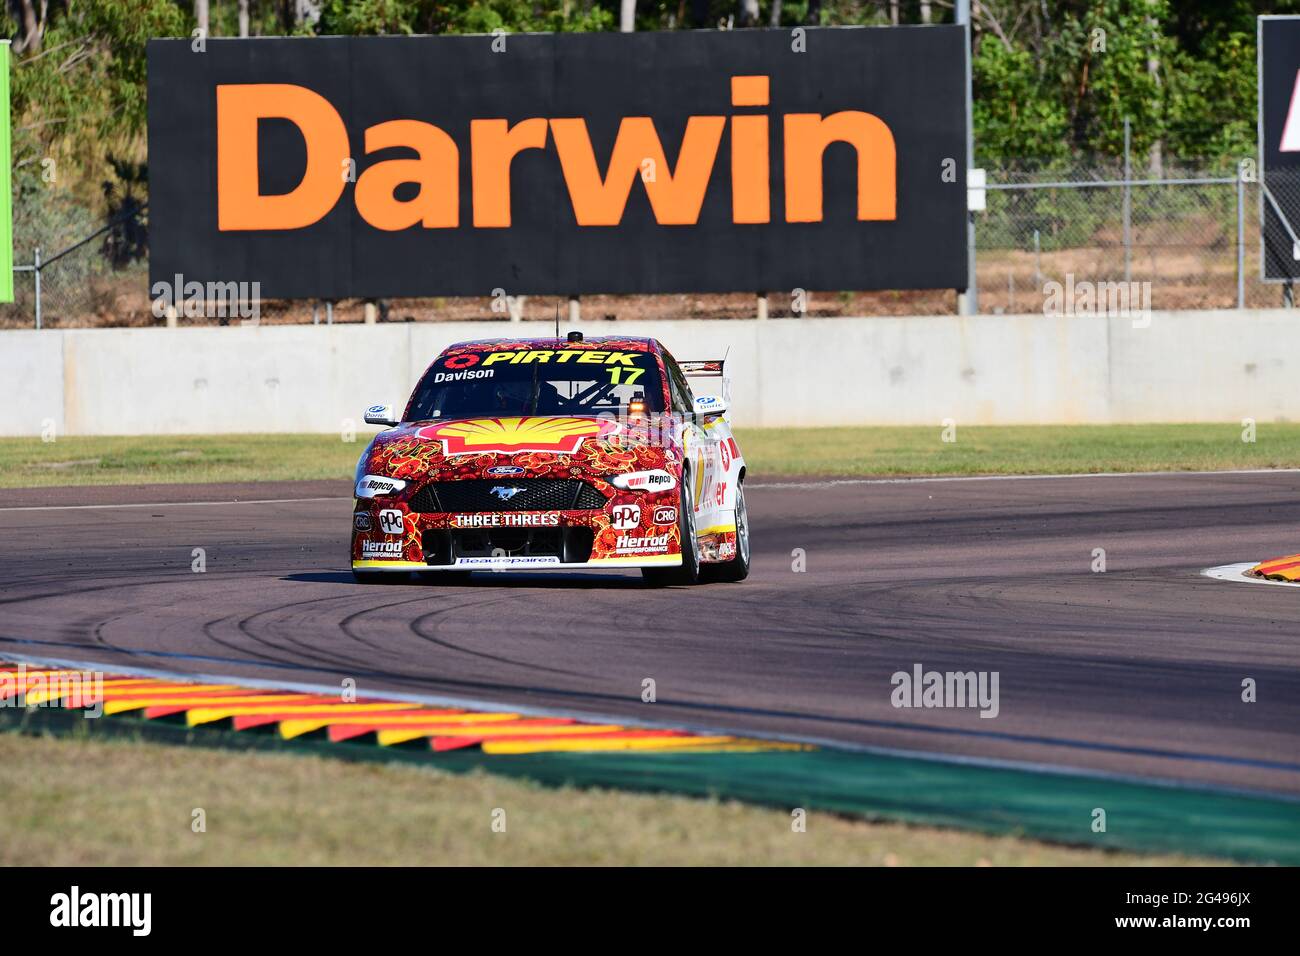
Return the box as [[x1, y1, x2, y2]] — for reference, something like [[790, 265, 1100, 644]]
[[216, 84, 349, 231], [730, 76, 771, 224], [471, 118, 549, 227], [213, 80, 899, 234], [730, 75, 769, 107], [355, 120, 459, 230], [783, 111, 896, 223], [550, 117, 725, 226]]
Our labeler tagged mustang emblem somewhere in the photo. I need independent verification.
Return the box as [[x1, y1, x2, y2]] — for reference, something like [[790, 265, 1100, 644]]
[[490, 486, 526, 501]]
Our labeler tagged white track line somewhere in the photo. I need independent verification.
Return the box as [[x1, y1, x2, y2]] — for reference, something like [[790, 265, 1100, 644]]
[[1202, 561, 1300, 588], [0, 496, 350, 513], [3, 466, 1298, 511], [749, 467, 1300, 491]]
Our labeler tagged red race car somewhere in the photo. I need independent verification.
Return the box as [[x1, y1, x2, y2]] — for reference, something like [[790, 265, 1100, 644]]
[[351, 333, 749, 585]]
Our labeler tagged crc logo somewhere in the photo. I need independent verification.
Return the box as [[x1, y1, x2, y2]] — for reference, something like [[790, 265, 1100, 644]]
[[611, 504, 641, 531], [491, 485, 525, 501], [378, 509, 405, 535], [353, 512, 372, 531], [652, 506, 677, 525]]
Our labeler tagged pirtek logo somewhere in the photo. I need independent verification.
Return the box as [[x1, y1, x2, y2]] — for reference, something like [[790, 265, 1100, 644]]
[[216, 76, 896, 232]]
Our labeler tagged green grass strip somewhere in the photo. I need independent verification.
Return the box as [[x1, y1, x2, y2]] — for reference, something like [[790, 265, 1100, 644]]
[[4, 423, 1300, 487], [5, 707, 1295, 864]]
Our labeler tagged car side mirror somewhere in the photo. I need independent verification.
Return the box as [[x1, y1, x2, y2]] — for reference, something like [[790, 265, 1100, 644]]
[[364, 403, 399, 427], [692, 394, 728, 417]]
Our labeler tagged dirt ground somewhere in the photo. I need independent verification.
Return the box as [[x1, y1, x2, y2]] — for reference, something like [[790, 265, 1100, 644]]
[[0, 244, 1286, 330]]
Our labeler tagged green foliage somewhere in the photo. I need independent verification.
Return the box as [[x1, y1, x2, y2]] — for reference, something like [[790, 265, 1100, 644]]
[[1165, 28, 1257, 165], [5, 0, 186, 195], [316, 0, 614, 35], [445, 1, 615, 34], [318, 0, 422, 34], [1056, 0, 1172, 158], [9, 0, 1300, 242], [974, 41, 1070, 163], [969, 0, 1300, 168]]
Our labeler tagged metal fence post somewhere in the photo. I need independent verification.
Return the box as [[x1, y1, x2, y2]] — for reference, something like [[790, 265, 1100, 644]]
[[1033, 229, 1041, 289], [1123, 119, 1132, 284], [957, 0, 977, 315], [33, 247, 41, 331], [1237, 174, 1246, 309]]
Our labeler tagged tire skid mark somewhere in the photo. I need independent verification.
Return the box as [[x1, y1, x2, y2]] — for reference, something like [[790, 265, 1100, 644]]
[[403, 590, 594, 678]]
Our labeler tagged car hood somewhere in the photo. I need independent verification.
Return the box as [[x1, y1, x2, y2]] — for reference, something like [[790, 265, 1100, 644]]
[[360, 415, 678, 484]]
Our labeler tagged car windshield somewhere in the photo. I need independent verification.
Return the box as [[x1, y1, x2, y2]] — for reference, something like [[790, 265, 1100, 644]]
[[405, 346, 665, 421]]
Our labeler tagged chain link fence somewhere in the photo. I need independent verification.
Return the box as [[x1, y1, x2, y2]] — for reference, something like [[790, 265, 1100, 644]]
[[7, 166, 1298, 326], [1256, 166, 1300, 290], [0, 204, 149, 330], [973, 159, 1292, 314], [39, 240, 148, 329]]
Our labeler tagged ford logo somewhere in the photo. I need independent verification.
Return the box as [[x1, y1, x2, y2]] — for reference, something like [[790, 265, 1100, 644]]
[[485, 465, 526, 477]]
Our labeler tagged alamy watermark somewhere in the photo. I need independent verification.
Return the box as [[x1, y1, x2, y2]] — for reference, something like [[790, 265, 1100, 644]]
[[1043, 273, 1152, 328], [151, 273, 261, 324], [890, 663, 1000, 718], [0, 663, 104, 718]]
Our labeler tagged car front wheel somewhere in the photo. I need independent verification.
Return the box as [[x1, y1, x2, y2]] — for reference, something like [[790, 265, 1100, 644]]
[[642, 472, 700, 586], [705, 480, 750, 583]]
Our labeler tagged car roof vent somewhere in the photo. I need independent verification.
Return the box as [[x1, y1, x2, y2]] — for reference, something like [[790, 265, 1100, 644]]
[[567, 331, 583, 342]]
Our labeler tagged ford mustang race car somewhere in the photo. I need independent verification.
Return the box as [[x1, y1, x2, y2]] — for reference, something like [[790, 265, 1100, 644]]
[[350, 333, 748, 585]]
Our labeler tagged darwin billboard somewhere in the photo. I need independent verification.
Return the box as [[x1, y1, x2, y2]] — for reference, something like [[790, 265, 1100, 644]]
[[147, 28, 967, 299]]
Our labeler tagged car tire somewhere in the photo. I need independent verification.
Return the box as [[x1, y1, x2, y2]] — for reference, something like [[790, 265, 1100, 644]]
[[642, 471, 700, 586], [705, 480, 750, 583]]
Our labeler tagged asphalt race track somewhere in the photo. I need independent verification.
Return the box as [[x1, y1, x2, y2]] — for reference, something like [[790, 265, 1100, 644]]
[[3, 471, 1299, 796]]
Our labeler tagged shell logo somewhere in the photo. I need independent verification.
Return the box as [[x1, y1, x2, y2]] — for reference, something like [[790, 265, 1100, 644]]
[[418, 416, 619, 456]]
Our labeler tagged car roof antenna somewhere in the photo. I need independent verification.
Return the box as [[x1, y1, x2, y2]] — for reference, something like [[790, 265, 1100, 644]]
[[555, 301, 560, 342]]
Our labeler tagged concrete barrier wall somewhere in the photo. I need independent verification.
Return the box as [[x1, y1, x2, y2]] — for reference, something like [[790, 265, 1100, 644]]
[[0, 310, 1296, 436]]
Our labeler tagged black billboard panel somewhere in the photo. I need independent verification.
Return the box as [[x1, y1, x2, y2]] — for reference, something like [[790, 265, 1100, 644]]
[[1259, 16, 1300, 280], [147, 28, 967, 299]]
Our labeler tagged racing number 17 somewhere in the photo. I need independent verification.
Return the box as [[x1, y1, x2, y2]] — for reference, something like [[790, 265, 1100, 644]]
[[608, 367, 644, 385]]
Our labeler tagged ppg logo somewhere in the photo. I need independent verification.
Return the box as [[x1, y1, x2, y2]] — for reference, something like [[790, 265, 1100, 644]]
[[611, 504, 641, 531], [378, 509, 405, 535]]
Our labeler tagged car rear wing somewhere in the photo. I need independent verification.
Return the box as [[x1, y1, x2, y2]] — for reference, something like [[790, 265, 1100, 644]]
[[679, 359, 725, 377], [681, 353, 731, 402]]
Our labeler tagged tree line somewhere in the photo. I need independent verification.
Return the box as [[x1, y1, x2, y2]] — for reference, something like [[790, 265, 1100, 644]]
[[4, 0, 1293, 226]]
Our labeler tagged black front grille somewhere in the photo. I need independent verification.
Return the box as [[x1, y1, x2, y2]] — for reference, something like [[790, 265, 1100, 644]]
[[409, 479, 606, 513], [422, 527, 595, 564]]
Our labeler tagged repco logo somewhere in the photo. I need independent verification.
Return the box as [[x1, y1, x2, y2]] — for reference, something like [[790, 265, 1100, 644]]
[[216, 75, 896, 232]]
